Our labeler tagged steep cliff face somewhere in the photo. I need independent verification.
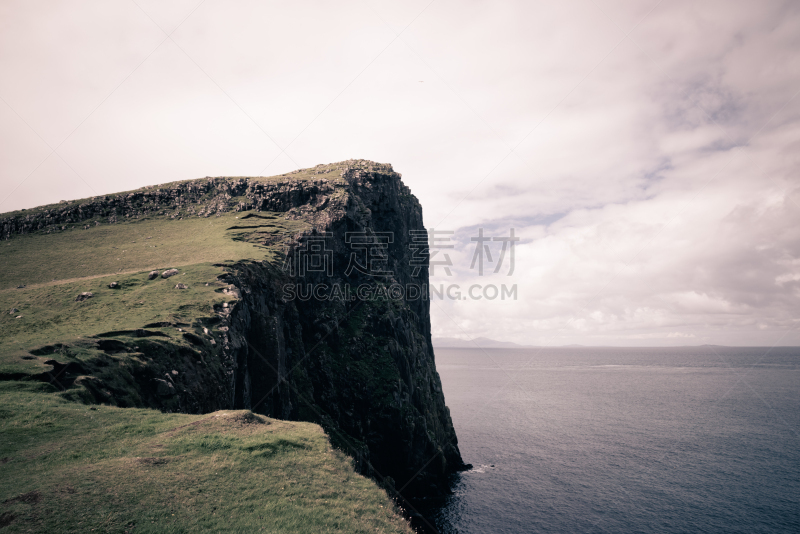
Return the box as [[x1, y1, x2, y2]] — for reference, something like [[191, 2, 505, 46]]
[[223, 166, 467, 498], [0, 160, 467, 501]]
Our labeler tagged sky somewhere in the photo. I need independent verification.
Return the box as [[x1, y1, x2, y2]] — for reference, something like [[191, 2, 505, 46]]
[[1, 0, 799, 346]]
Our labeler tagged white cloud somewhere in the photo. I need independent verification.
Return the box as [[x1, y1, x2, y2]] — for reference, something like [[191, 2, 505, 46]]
[[1, 0, 799, 345]]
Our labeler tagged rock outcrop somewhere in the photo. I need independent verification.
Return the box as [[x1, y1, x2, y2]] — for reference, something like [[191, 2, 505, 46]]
[[221, 165, 469, 499]]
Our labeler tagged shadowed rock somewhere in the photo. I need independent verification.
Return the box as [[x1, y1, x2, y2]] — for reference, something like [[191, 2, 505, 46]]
[[153, 378, 176, 396]]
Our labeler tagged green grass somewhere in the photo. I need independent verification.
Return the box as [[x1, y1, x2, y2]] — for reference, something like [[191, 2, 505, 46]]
[[0, 382, 412, 533], [0, 211, 308, 374], [0, 211, 307, 290], [0, 263, 223, 375]]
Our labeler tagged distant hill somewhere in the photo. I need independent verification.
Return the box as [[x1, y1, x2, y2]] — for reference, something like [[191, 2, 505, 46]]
[[432, 338, 594, 349], [432, 336, 534, 349]]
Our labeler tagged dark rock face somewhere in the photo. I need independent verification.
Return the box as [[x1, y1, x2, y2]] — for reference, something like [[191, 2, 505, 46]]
[[221, 262, 468, 499], [153, 378, 176, 396], [214, 164, 468, 498], [7, 161, 467, 501]]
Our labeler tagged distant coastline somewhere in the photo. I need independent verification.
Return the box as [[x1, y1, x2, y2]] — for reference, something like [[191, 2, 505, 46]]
[[432, 336, 540, 349], [431, 337, 739, 349]]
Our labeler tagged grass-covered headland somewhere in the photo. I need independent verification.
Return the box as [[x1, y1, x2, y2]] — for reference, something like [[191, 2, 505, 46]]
[[0, 162, 416, 533], [0, 382, 410, 533], [0, 381, 409, 533]]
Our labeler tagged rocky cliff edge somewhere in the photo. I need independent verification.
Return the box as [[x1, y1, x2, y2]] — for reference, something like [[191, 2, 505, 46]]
[[0, 160, 468, 503]]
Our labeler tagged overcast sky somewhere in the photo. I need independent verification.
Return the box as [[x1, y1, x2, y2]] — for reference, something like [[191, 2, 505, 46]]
[[1, 0, 799, 346]]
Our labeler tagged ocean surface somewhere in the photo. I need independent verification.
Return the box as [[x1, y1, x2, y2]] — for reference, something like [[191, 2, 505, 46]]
[[427, 346, 800, 534]]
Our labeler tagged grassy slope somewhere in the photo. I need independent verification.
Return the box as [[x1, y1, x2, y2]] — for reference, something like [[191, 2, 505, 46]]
[[0, 382, 410, 533], [0, 211, 302, 289], [0, 212, 307, 372], [0, 167, 412, 533]]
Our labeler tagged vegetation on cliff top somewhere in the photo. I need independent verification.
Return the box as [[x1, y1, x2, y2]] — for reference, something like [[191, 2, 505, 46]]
[[0, 211, 306, 369], [0, 159, 387, 220]]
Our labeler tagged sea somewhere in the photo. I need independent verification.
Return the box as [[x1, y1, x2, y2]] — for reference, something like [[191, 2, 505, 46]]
[[424, 346, 800, 534]]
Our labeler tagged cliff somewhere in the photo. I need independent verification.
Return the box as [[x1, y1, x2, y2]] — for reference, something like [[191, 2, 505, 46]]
[[0, 160, 467, 507]]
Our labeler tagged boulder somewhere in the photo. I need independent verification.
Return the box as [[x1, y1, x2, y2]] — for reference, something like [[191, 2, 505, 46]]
[[75, 292, 93, 302], [154, 378, 175, 396], [174, 283, 188, 289], [161, 269, 179, 278], [108, 282, 120, 289], [147, 270, 159, 280], [9, 308, 18, 314]]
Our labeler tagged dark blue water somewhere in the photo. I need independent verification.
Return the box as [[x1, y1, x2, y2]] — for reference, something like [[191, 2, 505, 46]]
[[430, 347, 800, 533]]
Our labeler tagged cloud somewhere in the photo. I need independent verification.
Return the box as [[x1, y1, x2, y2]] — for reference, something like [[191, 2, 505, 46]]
[[1, 0, 799, 345]]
